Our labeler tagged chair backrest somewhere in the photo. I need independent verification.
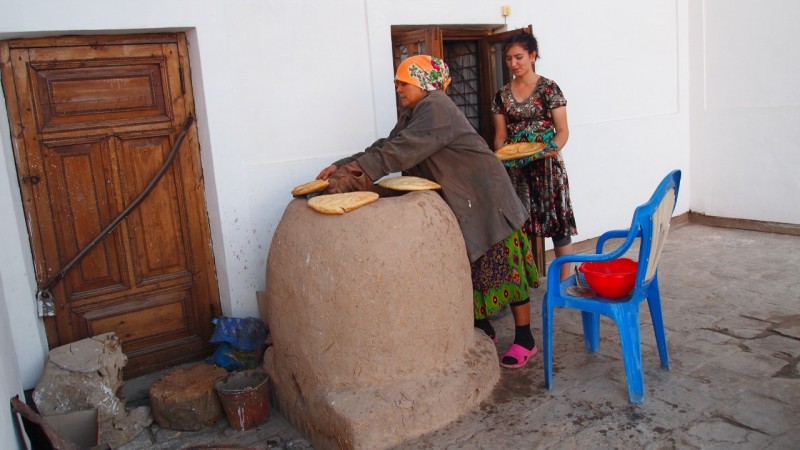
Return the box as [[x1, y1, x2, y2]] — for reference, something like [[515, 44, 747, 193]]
[[633, 170, 681, 287]]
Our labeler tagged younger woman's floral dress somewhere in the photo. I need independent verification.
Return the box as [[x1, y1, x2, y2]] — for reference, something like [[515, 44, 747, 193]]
[[492, 76, 578, 240]]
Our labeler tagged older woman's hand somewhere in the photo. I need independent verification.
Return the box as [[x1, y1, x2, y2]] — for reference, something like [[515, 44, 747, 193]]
[[316, 164, 338, 180], [325, 161, 373, 194]]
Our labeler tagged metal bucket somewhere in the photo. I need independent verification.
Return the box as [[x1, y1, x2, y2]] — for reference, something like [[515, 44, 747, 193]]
[[215, 369, 270, 431]]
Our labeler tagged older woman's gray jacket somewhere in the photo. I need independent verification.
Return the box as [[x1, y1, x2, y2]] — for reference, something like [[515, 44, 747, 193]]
[[335, 90, 528, 263]]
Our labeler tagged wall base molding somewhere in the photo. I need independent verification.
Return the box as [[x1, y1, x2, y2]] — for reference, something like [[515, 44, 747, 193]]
[[685, 212, 800, 237]]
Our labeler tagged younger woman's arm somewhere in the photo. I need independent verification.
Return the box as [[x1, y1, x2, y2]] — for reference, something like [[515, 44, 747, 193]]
[[493, 113, 508, 150]]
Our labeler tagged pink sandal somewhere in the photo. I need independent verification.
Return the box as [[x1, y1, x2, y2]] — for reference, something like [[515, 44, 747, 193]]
[[499, 344, 538, 369]]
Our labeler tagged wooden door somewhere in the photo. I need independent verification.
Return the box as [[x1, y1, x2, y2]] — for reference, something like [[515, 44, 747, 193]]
[[0, 33, 221, 378]]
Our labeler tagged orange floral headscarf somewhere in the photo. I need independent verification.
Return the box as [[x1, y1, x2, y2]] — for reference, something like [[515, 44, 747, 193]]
[[395, 55, 451, 91]]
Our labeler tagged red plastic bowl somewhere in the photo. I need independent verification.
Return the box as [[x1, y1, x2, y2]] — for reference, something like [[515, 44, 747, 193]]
[[579, 258, 638, 299]]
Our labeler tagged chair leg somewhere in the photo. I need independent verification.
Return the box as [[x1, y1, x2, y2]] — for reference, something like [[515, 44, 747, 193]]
[[542, 299, 554, 390], [581, 311, 600, 353], [647, 279, 670, 370], [613, 307, 645, 404]]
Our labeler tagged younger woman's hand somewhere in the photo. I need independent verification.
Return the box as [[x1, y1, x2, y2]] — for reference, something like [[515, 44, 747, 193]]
[[317, 164, 337, 180], [541, 149, 561, 159]]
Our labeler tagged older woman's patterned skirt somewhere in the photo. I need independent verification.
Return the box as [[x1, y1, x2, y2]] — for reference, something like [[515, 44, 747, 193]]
[[471, 222, 539, 319]]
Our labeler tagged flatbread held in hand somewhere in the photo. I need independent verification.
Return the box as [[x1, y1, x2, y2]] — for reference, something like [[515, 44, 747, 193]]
[[377, 176, 442, 191], [494, 142, 548, 161], [292, 179, 329, 196], [307, 191, 379, 215]]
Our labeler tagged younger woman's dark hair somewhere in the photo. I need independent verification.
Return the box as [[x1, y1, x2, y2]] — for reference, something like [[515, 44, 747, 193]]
[[502, 33, 540, 60]]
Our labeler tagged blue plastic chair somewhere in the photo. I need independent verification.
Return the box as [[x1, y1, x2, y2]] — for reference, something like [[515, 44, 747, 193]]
[[542, 170, 681, 404]]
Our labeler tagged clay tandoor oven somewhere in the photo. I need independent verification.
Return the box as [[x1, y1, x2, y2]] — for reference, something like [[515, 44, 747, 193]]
[[264, 190, 500, 450]]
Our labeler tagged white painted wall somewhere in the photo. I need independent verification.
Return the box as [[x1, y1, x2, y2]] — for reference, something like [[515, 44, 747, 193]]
[[689, 0, 800, 223], [0, 273, 27, 449], [0, 0, 793, 412], [520, 0, 691, 243]]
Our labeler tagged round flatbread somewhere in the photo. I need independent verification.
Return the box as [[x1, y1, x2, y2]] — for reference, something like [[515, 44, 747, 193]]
[[292, 179, 329, 196], [377, 176, 441, 191], [494, 142, 548, 161], [307, 191, 379, 215]]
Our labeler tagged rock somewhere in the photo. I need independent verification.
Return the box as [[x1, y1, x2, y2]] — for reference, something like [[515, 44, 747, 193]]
[[32, 332, 152, 448], [105, 405, 153, 448], [264, 191, 500, 450], [149, 364, 228, 431]]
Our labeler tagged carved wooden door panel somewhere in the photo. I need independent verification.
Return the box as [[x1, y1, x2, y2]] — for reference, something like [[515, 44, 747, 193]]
[[0, 33, 221, 377]]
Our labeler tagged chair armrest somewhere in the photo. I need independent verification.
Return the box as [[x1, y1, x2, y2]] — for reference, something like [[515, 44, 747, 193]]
[[546, 252, 626, 292], [597, 228, 641, 253], [546, 226, 642, 293]]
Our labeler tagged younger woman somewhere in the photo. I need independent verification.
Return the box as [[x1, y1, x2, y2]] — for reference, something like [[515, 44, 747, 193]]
[[492, 33, 578, 281]]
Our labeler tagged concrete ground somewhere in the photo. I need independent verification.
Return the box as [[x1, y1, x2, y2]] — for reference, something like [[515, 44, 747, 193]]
[[118, 223, 800, 449]]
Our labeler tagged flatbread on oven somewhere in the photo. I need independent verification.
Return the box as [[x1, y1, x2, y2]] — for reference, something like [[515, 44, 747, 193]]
[[307, 191, 379, 215], [377, 176, 441, 191]]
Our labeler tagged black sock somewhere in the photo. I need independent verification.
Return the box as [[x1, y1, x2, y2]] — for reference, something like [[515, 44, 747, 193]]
[[513, 325, 535, 350], [474, 318, 496, 341]]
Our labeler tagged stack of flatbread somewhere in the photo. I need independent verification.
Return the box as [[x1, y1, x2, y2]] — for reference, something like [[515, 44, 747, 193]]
[[494, 142, 548, 161], [377, 176, 441, 191], [307, 191, 379, 215]]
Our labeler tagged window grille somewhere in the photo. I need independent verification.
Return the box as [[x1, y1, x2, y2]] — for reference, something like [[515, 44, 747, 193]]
[[444, 40, 481, 132]]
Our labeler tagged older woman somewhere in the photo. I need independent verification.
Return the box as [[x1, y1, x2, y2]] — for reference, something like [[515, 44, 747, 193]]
[[317, 55, 539, 368]]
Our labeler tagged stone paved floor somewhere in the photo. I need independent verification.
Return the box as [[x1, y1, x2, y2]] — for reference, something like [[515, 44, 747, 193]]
[[118, 224, 800, 449]]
